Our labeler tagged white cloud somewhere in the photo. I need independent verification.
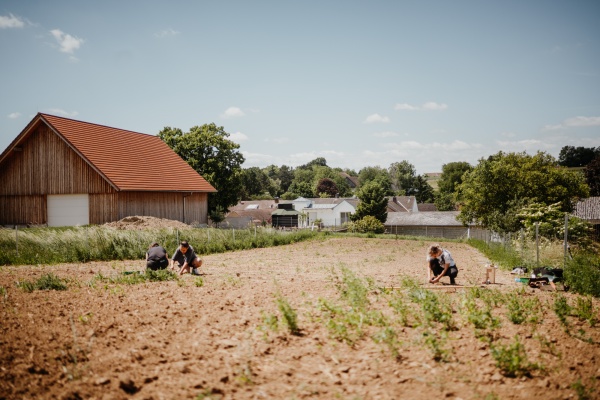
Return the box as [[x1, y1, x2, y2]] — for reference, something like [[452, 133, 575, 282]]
[[221, 106, 246, 119], [8, 112, 21, 119], [154, 28, 180, 38], [394, 101, 448, 111], [422, 102, 448, 111], [0, 13, 24, 29], [45, 108, 78, 117], [372, 131, 400, 138], [364, 113, 390, 123], [230, 131, 248, 143], [50, 29, 84, 54], [543, 116, 600, 131]]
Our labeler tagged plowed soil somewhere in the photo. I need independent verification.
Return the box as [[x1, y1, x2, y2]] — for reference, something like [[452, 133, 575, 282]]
[[1, 237, 599, 399]]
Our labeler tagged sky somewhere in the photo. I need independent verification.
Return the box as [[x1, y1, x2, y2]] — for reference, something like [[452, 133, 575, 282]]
[[1, 0, 599, 175]]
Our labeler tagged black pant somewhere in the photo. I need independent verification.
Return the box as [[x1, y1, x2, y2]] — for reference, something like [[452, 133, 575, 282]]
[[146, 258, 168, 271], [430, 259, 458, 282]]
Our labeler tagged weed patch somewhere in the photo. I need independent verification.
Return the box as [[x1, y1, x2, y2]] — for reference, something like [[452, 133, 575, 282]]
[[16, 273, 69, 292]]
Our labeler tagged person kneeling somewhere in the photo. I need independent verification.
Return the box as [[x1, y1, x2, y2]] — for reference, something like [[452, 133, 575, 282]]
[[171, 241, 203, 276], [426, 244, 458, 285], [146, 242, 169, 271]]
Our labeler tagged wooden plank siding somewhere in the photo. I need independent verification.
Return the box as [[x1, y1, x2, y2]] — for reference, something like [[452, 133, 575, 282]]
[[117, 192, 208, 225], [0, 195, 46, 225], [0, 125, 114, 196]]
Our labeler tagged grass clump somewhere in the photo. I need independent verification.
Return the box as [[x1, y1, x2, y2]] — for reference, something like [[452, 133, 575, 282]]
[[90, 269, 178, 286], [490, 338, 540, 377], [276, 294, 301, 336], [16, 272, 69, 292]]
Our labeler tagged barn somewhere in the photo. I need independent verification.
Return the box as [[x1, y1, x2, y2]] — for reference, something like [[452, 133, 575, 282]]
[[0, 113, 216, 226]]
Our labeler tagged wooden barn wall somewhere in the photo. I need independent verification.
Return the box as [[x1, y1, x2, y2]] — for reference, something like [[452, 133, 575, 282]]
[[89, 194, 119, 225], [117, 192, 208, 224], [0, 195, 46, 225], [0, 125, 113, 196]]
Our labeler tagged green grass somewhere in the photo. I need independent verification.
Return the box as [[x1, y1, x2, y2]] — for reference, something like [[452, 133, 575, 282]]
[[16, 272, 69, 292], [490, 338, 541, 377], [276, 294, 301, 336], [0, 226, 322, 266]]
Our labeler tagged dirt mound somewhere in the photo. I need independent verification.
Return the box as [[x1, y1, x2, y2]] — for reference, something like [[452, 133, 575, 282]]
[[104, 215, 191, 230]]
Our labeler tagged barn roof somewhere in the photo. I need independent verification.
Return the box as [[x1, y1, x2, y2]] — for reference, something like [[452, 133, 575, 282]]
[[0, 113, 216, 192], [385, 211, 464, 226]]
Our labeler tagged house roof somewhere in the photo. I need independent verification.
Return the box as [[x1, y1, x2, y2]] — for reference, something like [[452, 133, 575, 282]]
[[386, 196, 416, 212], [1, 113, 216, 192], [417, 203, 438, 212], [385, 211, 464, 226], [573, 197, 600, 222]]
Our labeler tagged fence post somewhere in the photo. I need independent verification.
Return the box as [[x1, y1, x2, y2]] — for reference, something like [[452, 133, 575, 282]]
[[564, 213, 569, 268], [535, 222, 539, 267], [15, 225, 18, 257], [233, 228, 235, 242]]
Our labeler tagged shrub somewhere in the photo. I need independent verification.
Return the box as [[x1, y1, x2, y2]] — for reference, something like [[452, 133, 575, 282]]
[[17, 273, 68, 292], [564, 252, 600, 297], [351, 216, 385, 234]]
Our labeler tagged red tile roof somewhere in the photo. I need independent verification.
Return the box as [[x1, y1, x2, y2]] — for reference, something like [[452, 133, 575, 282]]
[[36, 114, 216, 192]]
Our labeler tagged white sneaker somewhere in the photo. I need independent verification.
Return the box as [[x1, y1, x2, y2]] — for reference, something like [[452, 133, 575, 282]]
[[192, 268, 200, 276]]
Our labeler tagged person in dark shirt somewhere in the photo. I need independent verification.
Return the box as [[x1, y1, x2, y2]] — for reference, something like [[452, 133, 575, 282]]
[[170, 241, 203, 275], [145, 242, 169, 271]]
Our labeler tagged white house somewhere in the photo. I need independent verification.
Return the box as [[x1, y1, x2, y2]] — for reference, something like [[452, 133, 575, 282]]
[[296, 197, 358, 227]]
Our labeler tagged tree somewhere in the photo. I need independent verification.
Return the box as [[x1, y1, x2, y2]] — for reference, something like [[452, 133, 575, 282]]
[[558, 146, 600, 168], [388, 161, 416, 195], [263, 164, 294, 196], [240, 167, 276, 199], [358, 166, 393, 195], [283, 181, 314, 199], [158, 123, 245, 214], [435, 162, 473, 211], [352, 181, 388, 223], [457, 151, 590, 233], [315, 178, 339, 198], [584, 156, 600, 196], [412, 175, 435, 203]]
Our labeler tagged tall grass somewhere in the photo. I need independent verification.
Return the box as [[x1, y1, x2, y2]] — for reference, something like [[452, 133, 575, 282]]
[[0, 226, 321, 265]]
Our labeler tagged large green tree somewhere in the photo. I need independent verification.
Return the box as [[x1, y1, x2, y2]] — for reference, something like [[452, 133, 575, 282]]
[[558, 146, 600, 168], [584, 156, 600, 196], [457, 151, 589, 233], [352, 181, 388, 223], [240, 167, 277, 199], [388, 161, 416, 195], [158, 123, 245, 214], [435, 162, 473, 211], [358, 166, 393, 195]]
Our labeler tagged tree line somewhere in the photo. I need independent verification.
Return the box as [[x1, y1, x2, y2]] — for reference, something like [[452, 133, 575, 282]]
[[158, 124, 598, 241]]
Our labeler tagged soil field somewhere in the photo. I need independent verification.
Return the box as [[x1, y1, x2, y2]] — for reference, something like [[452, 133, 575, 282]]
[[1, 237, 599, 399]]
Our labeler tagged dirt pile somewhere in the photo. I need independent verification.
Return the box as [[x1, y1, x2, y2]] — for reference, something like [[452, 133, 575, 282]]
[[103, 215, 191, 230]]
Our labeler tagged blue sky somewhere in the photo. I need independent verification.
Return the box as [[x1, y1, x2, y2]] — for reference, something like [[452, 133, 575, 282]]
[[1, 1, 599, 174]]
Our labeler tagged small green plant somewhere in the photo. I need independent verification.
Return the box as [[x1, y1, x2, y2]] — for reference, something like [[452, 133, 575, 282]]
[[260, 310, 279, 333], [276, 294, 301, 336], [422, 329, 450, 362], [573, 296, 596, 327], [194, 276, 204, 287], [571, 379, 595, 400], [372, 327, 402, 360], [490, 338, 540, 377], [410, 288, 455, 331], [17, 273, 68, 292], [0, 285, 7, 298], [553, 295, 571, 329], [78, 312, 92, 324]]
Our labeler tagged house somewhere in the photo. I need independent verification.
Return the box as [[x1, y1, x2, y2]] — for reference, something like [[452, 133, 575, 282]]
[[385, 211, 488, 240], [0, 113, 216, 227], [387, 196, 419, 212], [272, 203, 302, 228], [225, 199, 282, 228], [295, 197, 358, 227], [339, 172, 359, 189], [573, 197, 600, 241]]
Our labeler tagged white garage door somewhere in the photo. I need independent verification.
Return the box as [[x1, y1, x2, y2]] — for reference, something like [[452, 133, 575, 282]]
[[47, 194, 89, 227]]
